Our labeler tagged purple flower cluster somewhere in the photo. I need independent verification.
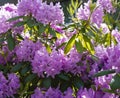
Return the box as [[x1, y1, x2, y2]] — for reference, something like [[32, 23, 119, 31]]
[[95, 75, 112, 89], [95, 44, 120, 73], [32, 46, 96, 78], [31, 87, 118, 98], [0, 72, 20, 98], [0, 3, 17, 34], [0, 46, 13, 65], [77, 88, 118, 98], [76, 1, 90, 20], [16, 39, 42, 62], [17, 0, 64, 25], [97, 0, 114, 13], [77, 0, 113, 27], [31, 87, 73, 98], [32, 48, 66, 78], [91, 7, 104, 27]]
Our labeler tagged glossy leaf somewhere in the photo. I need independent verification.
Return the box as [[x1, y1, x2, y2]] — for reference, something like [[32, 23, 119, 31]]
[[7, 33, 15, 51], [110, 74, 120, 90], [64, 34, 76, 54], [94, 69, 115, 77]]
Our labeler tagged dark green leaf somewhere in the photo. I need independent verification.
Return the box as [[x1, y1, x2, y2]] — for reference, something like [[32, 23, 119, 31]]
[[0, 37, 5, 43], [21, 65, 30, 76], [94, 69, 115, 77], [49, 27, 56, 37], [14, 21, 26, 27], [7, 16, 24, 22], [58, 73, 70, 81], [7, 33, 15, 51], [56, 42, 66, 50], [25, 74, 37, 84], [41, 78, 51, 89], [11, 63, 23, 72], [26, 19, 36, 27], [110, 74, 120, 90], [73, 77, 84, 89], [38, 23, 45, 34]]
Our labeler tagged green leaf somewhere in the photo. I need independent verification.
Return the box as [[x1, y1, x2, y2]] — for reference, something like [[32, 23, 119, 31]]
[[0, 37, 5, 43], [56, 42, 66, 50], [49, 27, 56, 37], [45, 44, 52, 53], [7, 33, 15, 51], [14, 21, 26, 27], [11, 63, 23, 72], [110, 74, 120, 90], [7, 16, 24, 22], [64, 34, 76, 54], [73, 77, 84, 89], [75, 39, 85, 53], [25, 74, 37, 84], [26, 19, 36, 27], [38, 23, 45, 34], [102, 88, 115, 93], [21, 65, 30, 76], [58, 73, 70, 81], [41, 78, 51, 89], [83, 35, 95, 54], [94, 69, 115, 77]]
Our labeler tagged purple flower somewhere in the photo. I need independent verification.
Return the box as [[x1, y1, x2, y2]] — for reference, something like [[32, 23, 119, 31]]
[[31, 87, 74, 98], [17, 0, 64, 25], [77, 88, 117, 98], [34, 2, 64, 24], [32, 48, 64, 78], [95, 44, 120, 72], [7, 73, 20, 97], [77, 88, 95, 98], [31, 88, 44, 98], [97, 0, 114, 13], [63, 88, 73, 98], [112, 29, 120, 42], [0, 72, 20, 98], [45, 87, 63, 98], [95, 75, 112, 89], [77, 1, 90, 20], [91, 7, 104, 27], [16, 39, 42, 62], [0, 46, 14, 65], [0, 3, 17, 34]]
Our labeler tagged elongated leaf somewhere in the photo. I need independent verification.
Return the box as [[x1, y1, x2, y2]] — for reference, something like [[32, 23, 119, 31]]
[[58, 73, 70, 81], [110, 74, 120, 90], [25, 74, 37, 84], [21, 65, 30, 76], [83, 35, 95, 54], [73, 77, 84, 89], [75, 38, 85, 53], [64, 34, 76, 54], [38, 23, 45, 34], [56, 42, 66, 50], [41, 78, 51, 89], [49, 27, 56, 37], [45, 44, 52, 53], [14, 21, 26, 27], [94, 69, 115, 77], [7, 16, 24, 22], [7, 33, 15, 51], [11, 63, 23, 72]]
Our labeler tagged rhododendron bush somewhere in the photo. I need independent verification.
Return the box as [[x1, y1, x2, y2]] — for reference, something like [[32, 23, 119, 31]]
[[0, 0, 120, 97]]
